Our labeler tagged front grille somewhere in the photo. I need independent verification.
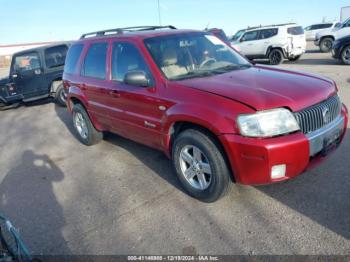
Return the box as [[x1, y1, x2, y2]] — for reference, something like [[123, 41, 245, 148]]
[[294, 95, 341, 134]]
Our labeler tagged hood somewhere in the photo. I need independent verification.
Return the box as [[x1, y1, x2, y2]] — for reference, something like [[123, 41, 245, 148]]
[[177, 65, 336, 112]]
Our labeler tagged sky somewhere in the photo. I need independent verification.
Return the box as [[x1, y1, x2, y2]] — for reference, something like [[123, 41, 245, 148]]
[[0, 0, 349, 45]]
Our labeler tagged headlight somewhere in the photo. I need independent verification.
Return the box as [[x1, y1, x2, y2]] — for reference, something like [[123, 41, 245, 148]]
[[237, 108, 300, 137]]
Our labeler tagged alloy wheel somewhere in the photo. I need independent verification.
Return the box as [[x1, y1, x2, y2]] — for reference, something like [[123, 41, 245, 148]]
[[74, 112, 88, 139], [270, 51, 282, 65], [179, 145, 212, 190], [342, 47, 350, 64]]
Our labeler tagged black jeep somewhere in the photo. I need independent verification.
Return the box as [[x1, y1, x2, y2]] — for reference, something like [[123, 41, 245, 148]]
[[0, 43, 70, 110]]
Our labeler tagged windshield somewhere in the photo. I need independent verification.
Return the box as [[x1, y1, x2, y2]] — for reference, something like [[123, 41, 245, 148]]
[[144, 33, 251, 80], [231, 30, 245, 41]]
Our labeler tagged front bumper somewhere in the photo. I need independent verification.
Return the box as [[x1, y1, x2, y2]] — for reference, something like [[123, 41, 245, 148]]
[[220, 105, 348, 185]]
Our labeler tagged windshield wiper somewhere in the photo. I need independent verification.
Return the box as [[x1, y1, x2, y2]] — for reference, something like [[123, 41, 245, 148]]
[[214, 64, 252, 73], [171, 70, 215, 80]]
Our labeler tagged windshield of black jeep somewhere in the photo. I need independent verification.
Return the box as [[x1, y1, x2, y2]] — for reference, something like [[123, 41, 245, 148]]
[[144, 33, 251, 80]]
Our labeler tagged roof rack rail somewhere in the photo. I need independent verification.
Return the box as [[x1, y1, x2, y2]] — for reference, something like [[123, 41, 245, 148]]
[[80, 25, 177, 39], [247, 23, 296, 30]]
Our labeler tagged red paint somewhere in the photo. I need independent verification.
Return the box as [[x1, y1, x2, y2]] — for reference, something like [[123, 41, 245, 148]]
[[63, 29, 348, 185]]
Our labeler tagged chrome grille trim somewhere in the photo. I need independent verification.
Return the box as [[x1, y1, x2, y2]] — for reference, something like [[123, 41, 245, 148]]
[[294, 95, 341, 134]]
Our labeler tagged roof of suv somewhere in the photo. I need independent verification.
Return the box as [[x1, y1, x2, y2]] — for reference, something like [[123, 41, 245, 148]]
[[78, 26, 199, 42], [245, 23, 299, 32]]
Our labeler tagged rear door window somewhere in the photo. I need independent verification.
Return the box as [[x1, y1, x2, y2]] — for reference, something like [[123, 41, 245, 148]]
[[259, 28, 278, 39], [14, 52, 41, 72], [44, 45, 68, 68], [65, 44, 84, 74], [82, 42, 108, 79], [287, 26, 304, 35]]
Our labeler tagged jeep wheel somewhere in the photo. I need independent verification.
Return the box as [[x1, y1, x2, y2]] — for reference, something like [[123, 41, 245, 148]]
[[320, 37, 333, 53], [172, 129, 232, 202], [341, 45, 350, 65], [288, 55, 301, 62], [72, 104, 103, 146], [269, 49, 284, 65], [55, 83, 67, 107]]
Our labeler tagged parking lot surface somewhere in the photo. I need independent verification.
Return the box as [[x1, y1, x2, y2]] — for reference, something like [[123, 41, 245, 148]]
[[0, 44, 349, 255]]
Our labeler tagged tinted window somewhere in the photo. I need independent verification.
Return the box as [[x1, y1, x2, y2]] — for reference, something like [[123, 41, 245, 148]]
[[82, 43, 108, 79], [231, 29, 245, 41], [65, 44, 84, 74], [45, 45, 68, 68], [259, 28, 278, 39], [111, 42, 151, 81], [287, 26, 304, 35], [344, 20, 350, 27], [14, 52, 41, 72], [242, 31, 259, 41]]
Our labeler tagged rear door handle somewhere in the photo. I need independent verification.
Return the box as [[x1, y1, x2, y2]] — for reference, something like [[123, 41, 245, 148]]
[[109, 90, 120, 98]]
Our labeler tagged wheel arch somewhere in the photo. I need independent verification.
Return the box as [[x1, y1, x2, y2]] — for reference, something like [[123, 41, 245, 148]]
[[320, 35, 335, 41], [50, 77, 63, 93], [165, 120, 236, 182], [67, 91, 104, 131], [266, 46, 286, 58]]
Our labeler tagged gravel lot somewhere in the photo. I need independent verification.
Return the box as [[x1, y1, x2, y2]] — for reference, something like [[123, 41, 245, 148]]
[[0, 44, 349, 255]]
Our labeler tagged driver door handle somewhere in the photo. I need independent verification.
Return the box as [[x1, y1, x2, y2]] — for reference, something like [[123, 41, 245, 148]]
[[109, 90, 120, 98]]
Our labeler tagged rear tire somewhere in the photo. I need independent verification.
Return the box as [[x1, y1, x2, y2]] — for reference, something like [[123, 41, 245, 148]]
[[55, 83, 67, 107], [288, 55, 301, 62], [320, 37, 333, 53], [172, 129, 232, 202], [341, 45, 350, 65], [72, 104, 103, 146], [269, 49, 284, 65]]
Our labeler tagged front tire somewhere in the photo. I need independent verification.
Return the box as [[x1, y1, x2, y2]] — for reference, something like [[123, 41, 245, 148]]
[[269, 49, 284, 65], [55, 83, 67, 107], [320, 37, 333, 53], [72, 104, 103, 146], [172, 129, 232, 202], [341, 45, 350, 65]]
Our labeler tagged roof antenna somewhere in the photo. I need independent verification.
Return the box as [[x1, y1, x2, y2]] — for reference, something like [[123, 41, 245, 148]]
[[205, 22, 210, 30], [157, 0, 162, 26]]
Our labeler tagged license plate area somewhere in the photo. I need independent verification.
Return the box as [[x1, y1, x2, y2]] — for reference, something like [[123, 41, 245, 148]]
[[320, 129, 342, 156]]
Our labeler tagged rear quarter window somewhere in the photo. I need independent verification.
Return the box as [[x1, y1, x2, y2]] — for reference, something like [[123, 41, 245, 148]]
[[287, 26, 304, 35], [44, 45, 68, 68], [64, 44, 84, 74]]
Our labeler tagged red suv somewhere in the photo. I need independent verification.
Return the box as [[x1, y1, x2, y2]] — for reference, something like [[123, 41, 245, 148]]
[[63, 26, 348, 202]]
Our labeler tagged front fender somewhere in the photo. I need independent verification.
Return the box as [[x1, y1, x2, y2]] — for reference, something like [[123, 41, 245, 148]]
[[161, 103, 241, 156]]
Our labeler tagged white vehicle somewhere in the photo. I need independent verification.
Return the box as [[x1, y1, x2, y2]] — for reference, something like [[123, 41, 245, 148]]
[[304, 22, 339, 41], [341, 6, 350, 22], [231, 23, 306, 65], [315, 18, 350, 52]]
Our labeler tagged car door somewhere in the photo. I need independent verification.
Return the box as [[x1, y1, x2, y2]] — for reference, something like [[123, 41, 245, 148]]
[[107, 41, 164, 149], [258, 28, 278, 54], [237, 30, 260, 56], [80, 41, 111, 127], [11, 51, 47, 98], [336, 19, 350, 39]]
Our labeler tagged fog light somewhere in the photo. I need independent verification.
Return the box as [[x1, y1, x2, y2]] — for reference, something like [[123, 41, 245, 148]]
[[271, 164, 286, 179]]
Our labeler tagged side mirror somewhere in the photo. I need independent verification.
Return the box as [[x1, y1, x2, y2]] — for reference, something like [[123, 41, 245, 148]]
[[240, 38, 245, 42], [124, 71, 151, 87]]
